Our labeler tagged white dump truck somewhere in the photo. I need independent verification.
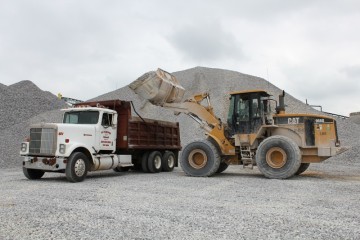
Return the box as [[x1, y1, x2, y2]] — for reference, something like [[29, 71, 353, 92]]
[[20, 100, 181, 182]]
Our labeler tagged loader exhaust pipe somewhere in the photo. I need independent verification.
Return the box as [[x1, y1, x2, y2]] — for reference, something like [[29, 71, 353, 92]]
[[276, 90, 286, 114]]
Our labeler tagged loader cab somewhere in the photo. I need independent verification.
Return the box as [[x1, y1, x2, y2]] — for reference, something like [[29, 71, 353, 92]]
[[227, 90, 271, 135]]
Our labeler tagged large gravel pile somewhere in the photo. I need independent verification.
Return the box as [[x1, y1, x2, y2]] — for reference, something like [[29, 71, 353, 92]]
[[0, 81, 66, 168], [0, 80, 66, 130]]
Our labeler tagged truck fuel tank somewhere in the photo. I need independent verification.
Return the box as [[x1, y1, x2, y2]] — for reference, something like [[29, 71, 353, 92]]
[[129, 68, 185, 105]]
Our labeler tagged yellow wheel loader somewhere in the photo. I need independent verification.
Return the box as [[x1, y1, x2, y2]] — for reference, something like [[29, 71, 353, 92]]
[[129, 69, 346, 179]]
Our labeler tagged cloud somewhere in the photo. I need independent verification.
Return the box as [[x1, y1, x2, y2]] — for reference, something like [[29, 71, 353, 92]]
[[167, 21, 244, 63]]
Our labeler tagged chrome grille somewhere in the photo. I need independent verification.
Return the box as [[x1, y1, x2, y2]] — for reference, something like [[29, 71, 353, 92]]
[[29, 128, 57, 155]]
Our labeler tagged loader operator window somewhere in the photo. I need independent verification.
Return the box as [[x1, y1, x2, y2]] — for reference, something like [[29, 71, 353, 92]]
[[238, 99, 249, 121], [63, 111, 99, 124]]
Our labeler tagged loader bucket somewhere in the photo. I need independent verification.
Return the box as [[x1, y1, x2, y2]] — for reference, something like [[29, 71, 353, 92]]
[[129, 68, 185, 105]]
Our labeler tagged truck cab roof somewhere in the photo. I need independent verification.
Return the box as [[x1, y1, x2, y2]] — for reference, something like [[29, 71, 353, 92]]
[[62, 106, 117, 114]]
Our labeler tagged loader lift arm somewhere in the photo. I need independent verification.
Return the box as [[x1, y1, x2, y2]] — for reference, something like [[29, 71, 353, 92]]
[[161, 93, 235, 155], [129, 69, 235, 155]]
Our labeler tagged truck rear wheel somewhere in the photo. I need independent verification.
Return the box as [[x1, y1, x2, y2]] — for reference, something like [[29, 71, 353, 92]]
[[180, 140, 220, 177], [162, 151, 175, 172], [148, 151, 162, 173], [141, 152, 150, 173], [66, 152, 89, 182], [295, 163, 310, 175], [255, 136, 301, 179], [23, 167, 45, 180]]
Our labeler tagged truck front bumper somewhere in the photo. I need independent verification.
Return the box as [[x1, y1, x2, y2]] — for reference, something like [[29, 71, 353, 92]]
[[23, 156, 67, 171]]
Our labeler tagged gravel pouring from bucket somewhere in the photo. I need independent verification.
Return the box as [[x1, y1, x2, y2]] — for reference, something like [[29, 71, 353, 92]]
[[129, 68, 185, 105]]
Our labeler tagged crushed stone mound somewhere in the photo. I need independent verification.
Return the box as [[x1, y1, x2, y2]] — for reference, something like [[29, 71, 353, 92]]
[[1, 67, 359, 169], [0, 80, 66, 131], [0, 80, 66, 168]]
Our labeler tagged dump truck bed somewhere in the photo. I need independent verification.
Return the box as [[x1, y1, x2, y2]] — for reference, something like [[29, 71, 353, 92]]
[[128, 116, 181, 150], [75, 99, 181, 151]]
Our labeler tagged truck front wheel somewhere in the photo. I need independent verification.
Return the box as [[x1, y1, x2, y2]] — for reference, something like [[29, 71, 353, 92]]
[[23, 168, 45, 180], [180, 140, 220, 177], [66, 152, 89, 182]]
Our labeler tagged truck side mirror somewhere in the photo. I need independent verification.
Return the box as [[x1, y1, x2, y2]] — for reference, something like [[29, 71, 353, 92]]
[[112, 113, 118, 126]]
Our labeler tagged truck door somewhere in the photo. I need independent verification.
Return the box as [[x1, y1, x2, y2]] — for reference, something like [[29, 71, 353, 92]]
[[98, 112, 117, 152]]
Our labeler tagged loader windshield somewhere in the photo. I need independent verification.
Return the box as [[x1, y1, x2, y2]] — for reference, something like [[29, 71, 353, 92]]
[[227, 91, 271, 134], [63, 111, 99, 124]]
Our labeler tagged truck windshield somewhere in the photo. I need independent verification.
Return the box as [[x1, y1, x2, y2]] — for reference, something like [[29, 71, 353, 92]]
[[63, 111, 99, 124]]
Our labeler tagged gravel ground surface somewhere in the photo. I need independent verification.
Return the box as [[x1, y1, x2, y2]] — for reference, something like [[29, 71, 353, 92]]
[[1, 164, 360, 240]]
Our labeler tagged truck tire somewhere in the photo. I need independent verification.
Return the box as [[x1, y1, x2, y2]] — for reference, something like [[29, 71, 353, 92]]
[[216, 162, 229, 173], [255, 136, 301, 179], [162, 151, 175, 172], [65, 152, 89, 182], [23, 167, 45, 180], [295, 163, 310, 175], [180, 140, 221, 177], [141, 152, 150, 173], [147, 151, 162, 173]]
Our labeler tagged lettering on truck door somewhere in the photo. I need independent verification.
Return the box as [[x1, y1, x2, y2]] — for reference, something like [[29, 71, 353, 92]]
[[99, 113, 116, 151]]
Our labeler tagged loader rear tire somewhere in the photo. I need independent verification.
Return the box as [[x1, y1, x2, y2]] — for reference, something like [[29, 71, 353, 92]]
[[255, 136, 301, 179], [23, 168, 45, 180], [180, 140, 220, 177], [295, 163, 310, 175], [216, 162, 229, 173]]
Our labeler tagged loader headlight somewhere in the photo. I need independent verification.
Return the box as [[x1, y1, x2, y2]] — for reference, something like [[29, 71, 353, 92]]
[[59, 144, 66, 154], [20, 143, 28, 153]]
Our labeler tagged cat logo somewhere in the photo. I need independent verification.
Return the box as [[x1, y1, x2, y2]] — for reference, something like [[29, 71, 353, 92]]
[[288, 117, 300, 124]]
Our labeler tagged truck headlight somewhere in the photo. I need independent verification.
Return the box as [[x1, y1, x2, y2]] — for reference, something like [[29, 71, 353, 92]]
[[20, 142, 28, 153], [59, 144, 66, 154]]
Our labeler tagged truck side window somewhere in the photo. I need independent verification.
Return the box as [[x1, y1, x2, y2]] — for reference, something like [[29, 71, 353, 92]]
[[102, 113, 112, 127]]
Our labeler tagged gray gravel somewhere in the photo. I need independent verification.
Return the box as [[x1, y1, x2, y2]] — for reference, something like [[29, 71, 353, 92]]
[[1, 67, 360, 239], [0, 80, 66, 131], [1, 164, 360, 240]]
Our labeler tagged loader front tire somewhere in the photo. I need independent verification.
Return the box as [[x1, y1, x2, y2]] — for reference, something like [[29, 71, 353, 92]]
[[255, 136, 301, 179], [180, 140, 221, 177], [216, 162, 229, 173], [295, 163, 310, 175]]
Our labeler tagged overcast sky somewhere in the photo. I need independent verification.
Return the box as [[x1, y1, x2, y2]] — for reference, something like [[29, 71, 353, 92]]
[[0, 0, 359, 116]]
